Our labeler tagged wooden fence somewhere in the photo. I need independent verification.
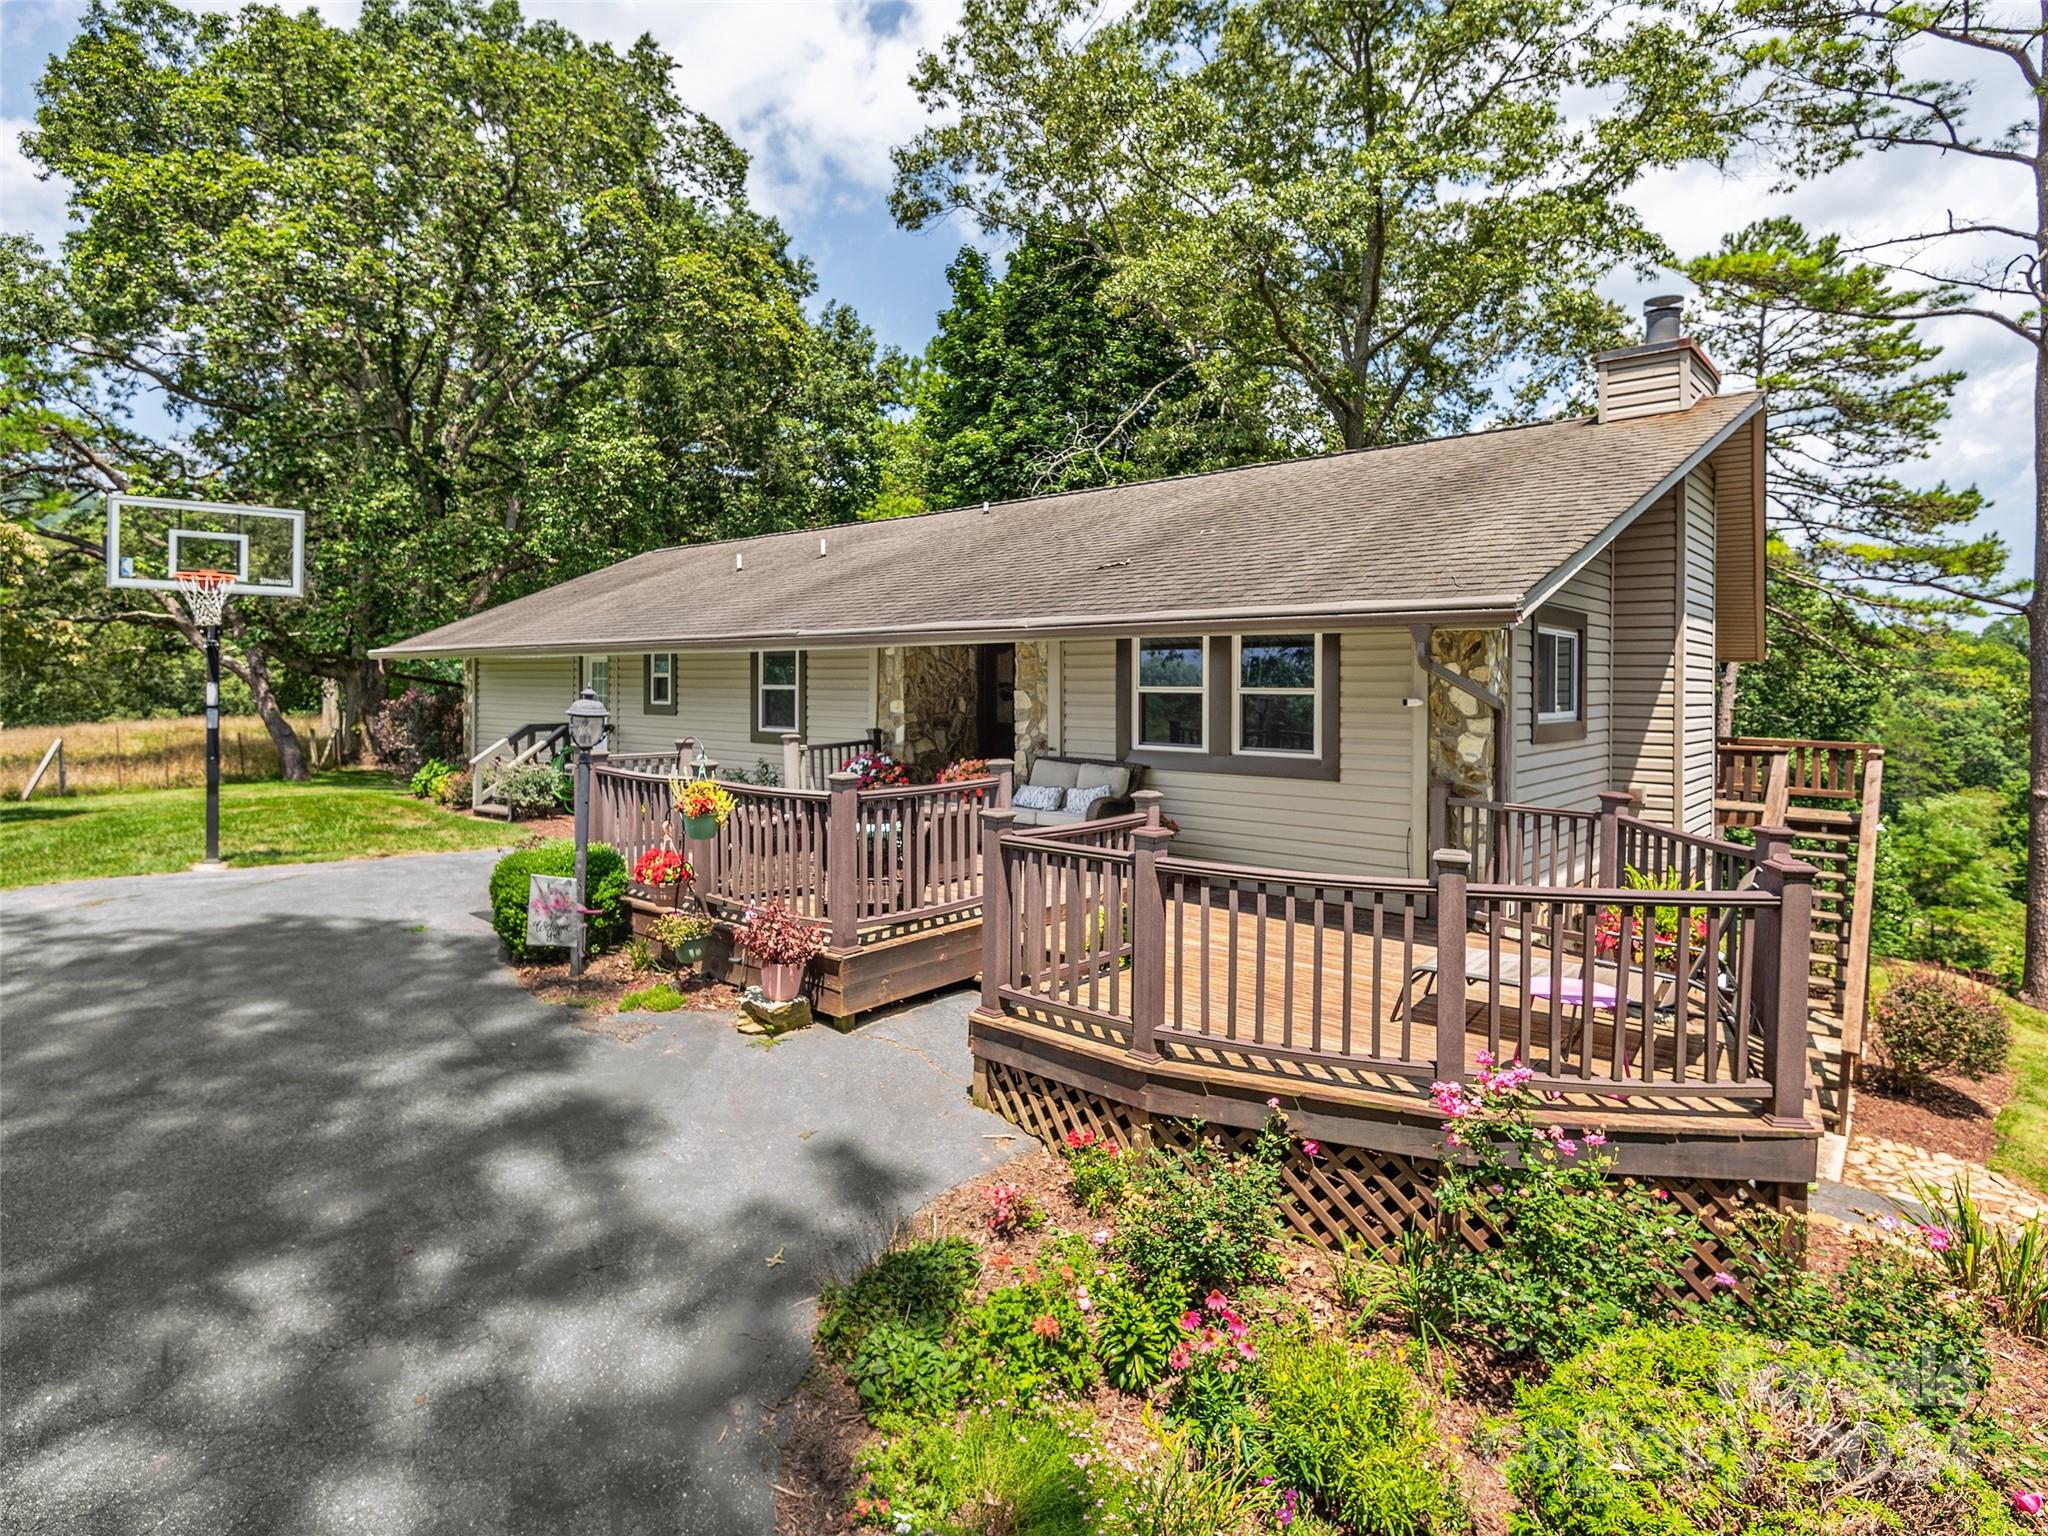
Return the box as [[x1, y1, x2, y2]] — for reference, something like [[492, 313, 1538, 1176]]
[[984, 790, 1816, 1121], [588, 756, 1014, 946]]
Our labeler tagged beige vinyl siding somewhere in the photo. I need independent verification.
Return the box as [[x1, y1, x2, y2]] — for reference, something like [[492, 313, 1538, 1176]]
[[1596, 349, 1718, 422], [804, 648, 877, 744], [1710, 416, 1765, 661], [1610, 489, 1680, 823], [1510, 550, 1612, 810], [1059, 631, 1421, 877], [1062, 639, 1119, 757], [589, 647, 875, 769], [471, 655, 578, 752], [1680, 466, 1719, 835]]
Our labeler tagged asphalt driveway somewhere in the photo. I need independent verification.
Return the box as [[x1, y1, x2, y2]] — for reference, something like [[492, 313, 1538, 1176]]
[[1, 852, 1019, 1535]]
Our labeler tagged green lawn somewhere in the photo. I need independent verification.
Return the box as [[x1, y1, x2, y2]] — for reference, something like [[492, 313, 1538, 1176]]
[[0, 771, 516, 889], [1992, 990, 2048, 1195]]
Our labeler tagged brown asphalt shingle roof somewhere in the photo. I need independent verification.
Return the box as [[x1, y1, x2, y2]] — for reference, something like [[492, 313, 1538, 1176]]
[[377, 392, 1760, 656]]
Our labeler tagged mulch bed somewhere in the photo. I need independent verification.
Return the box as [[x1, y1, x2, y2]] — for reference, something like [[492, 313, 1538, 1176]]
[[1854, 1065, 2015, 1168], [511, 948, 743, 1020]]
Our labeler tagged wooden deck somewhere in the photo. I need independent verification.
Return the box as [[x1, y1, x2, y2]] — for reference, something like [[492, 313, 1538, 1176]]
[[1001, 913, 1800, 1127]]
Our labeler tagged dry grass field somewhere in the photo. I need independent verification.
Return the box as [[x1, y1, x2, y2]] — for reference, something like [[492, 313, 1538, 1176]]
[[1, 715, 325, 798]]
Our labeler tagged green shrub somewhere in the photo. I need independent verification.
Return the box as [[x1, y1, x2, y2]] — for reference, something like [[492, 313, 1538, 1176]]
[[1092, 1272, 1184, 1391], [409, 757, 454, 798], [847, 1322, 961, 1420], [1422, 1060, 1707, 1363], [1061, 1129, 1140, 1215], [1873, 968, 2011, 1083], [1508, 1325, 2020, 1535], [1719, 1210, 1988, 1424], [817, 1238, 980, 1363], [1260, 1334, 1468, 1535], [1093, 1435, 1277, 1536], [1115, 1128, 1284, 1291], [490, 759, 566, 817], [486, 840, 628, 960], [963, 1274, 1095, 1406], [619, 981, 684, 1012], [849, 1411, 1094, 1536]]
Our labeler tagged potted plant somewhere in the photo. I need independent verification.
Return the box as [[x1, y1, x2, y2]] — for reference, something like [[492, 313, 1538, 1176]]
[[672, 778, 736, 840], [632, 846, 691, 895], [838, 750, 910, 789], [649, 909, 715, 968], [732, 897, 824, 1003], [936, 757, 990, 790]]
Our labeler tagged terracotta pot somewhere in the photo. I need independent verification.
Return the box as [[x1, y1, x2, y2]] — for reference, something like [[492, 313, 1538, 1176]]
[[759, 960, 805, 1003]]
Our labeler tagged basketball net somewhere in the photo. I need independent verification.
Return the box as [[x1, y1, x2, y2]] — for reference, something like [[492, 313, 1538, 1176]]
[[173, 568, 235, 629]]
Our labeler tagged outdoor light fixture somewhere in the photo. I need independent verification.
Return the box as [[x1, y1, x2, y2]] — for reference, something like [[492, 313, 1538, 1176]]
[[566, 686, 609, 750], [565, 686, 610, 977]]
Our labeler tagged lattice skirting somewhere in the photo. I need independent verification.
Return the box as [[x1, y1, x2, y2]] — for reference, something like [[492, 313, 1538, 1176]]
[[977, 1055, 1803, 1302]]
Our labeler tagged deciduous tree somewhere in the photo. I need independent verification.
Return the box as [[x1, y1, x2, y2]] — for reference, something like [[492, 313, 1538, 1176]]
[[892, 0, 1734, 451]]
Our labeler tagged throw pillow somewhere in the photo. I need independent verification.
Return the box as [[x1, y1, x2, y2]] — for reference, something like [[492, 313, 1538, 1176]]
[[1014, 783, 1064, 811], [1065, 784, 1113, 816]]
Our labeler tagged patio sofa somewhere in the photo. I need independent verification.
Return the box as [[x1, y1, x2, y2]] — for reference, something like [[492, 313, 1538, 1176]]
[[1007, 756, 1145, 828]]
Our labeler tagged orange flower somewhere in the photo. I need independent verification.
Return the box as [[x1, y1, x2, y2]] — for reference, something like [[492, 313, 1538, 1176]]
[[1030, 1313, 1062, 1338]]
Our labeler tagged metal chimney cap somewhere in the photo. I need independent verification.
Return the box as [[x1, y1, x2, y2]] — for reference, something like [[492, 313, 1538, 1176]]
[[1643, 294, 1685, 343]]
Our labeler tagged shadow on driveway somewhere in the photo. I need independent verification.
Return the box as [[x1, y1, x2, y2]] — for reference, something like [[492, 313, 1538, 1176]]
[[1, 856, 1015, 1534]]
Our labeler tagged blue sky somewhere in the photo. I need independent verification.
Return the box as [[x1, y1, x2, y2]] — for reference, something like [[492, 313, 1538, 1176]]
[[1, 0, 2034, 594]]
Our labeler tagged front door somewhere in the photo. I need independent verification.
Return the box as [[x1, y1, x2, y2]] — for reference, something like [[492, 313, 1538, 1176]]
[[976, 644, 1016, 760]]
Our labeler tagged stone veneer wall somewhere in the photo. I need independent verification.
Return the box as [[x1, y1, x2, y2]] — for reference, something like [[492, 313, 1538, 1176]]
[[1428, 629, 1506, 797], [1011, 641, 1049, 776], [877, 644, 980, 774]]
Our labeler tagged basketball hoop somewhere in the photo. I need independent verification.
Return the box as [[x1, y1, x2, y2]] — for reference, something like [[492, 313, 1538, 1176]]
[[173, 568, 235, 629]]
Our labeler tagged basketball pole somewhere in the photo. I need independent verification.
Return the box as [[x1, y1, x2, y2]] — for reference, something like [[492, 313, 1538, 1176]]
[[203, 621, 222, 866]]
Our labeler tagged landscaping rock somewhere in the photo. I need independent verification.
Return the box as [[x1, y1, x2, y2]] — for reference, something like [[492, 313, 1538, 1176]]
[[738, 994, 814, 1036]]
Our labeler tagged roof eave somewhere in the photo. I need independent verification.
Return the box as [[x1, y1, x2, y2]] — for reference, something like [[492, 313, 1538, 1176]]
[[1514, 393, 1765, 622], [370, 594, 1528, 659]]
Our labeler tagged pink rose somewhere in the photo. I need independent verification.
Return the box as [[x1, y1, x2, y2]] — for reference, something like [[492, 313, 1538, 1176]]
[[2012, 1491, 2044, 1517]]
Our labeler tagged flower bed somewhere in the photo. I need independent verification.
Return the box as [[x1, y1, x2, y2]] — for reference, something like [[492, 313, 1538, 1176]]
[[778, 1064, 2044, 1535]]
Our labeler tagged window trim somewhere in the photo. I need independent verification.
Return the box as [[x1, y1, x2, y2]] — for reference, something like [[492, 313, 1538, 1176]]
[[644, 652, 677, 716], [582, 654, 610, 709], [1114, 636, 1341, 782], [752, 648, 802, 743], [1530, 607, 1588, 745], [1232, 632, 1323, 759], [1131, 634, 1209, 753]]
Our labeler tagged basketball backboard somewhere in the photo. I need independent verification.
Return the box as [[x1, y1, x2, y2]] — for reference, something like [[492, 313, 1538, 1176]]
[[105, 495, 305, 597]]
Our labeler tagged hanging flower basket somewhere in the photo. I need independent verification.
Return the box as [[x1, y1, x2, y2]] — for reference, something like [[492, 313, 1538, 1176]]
[[673, 778, 735, 840]]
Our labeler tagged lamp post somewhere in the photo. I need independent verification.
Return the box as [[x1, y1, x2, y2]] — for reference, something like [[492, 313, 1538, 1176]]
[[565, 686, 610, 978]]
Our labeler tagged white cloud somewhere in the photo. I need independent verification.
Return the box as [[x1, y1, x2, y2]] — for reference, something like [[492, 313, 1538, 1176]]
[[519, 1, 962, 220], [0, 116, 73, 254]]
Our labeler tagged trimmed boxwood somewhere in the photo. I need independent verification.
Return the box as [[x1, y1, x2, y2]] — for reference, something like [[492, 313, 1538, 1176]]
[[488, 839, 628, 960]]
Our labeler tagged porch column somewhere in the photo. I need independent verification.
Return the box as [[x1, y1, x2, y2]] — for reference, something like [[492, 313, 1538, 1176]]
[[1596, 790, 1635, 887], [1128, 792, 1172, 1063], [1757, 834, 1817, 1128], [827, 771, 861, 951], [1431, 849, 1472, 1084], [979, 807, 1018, 1011], [781, 733, 802, 791]]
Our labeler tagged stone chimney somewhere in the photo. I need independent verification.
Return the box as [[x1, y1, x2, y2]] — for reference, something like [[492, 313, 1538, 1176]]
[[1594, 296, 1721, 423]]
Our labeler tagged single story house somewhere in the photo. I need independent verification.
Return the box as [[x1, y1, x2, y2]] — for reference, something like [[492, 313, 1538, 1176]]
[[378, 300, 1764, 878]]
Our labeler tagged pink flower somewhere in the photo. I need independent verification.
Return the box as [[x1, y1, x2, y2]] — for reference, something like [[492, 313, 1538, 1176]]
[[1179, 1310, 1202, 1332], [1920, 1225, 1953, 1253], [1557, 1139, 1578, 1157], [1167, 1345, 1191, 1371], [2011, 1490, 2044, 1516], [1474, 1049, 1495, 1069], [1653, 1188, 1669, 1200], [1301, 1140, 1321, 1159], [1090, 1229, 1109, 1246], [1711, 1271, 1737, 1288], [1218, 1358, 1238, 1374], [1205, 1289, 1229, 1312], [1266, 1096, 1281, 1110], [1584, 1130, 1607, 1147]]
